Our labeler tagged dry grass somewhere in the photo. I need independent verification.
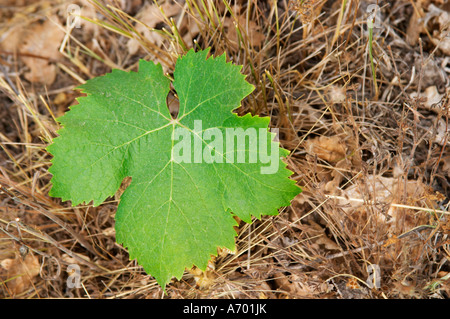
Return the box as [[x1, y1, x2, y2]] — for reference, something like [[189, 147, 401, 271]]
[[0, 0, 449, 298]]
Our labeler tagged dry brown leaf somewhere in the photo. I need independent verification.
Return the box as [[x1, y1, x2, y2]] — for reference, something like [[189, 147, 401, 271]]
[[406, 6, 423, 46], [434, 118, 449, 146], [406, 2, 450, 54], [0, 23, 23, 53], [305, 220, 340, 251], [337, 175, 433, 234], [0, 0, 45, 52], [187, 262, 217, 290], [342, 175, 395, 208], [410, 86, 445, 112], [126, 2, 181, 55], [425, 4, 450, 55], [0, 0, 41, 5], [392, 280, 420, 298], [224, 15, 265, 49], [1, 253, 40, 295], [74, 0, 101, 34], [304, 135, 347, 163], [181, 19, 200, 48], [443, 155, 450, 177], [186, 247, 233, 290], [273, 272, 321, 297], [272, 272, 297, 296], [20, 15, 64, 85], [323, 159, 351, 193], [315, 236, 340, 250]]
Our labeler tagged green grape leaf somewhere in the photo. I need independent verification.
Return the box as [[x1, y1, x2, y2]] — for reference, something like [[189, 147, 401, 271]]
[[47, 49, 301, 288]]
